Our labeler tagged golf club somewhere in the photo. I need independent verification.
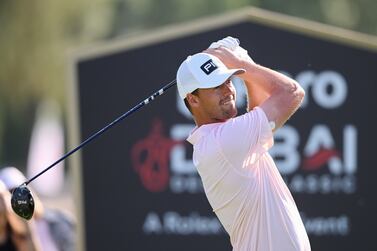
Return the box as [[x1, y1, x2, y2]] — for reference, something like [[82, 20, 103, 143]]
[[11, 79, 177, 220]]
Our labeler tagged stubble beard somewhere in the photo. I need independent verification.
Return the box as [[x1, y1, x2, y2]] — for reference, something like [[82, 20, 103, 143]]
[[221, 103, 238, 120]]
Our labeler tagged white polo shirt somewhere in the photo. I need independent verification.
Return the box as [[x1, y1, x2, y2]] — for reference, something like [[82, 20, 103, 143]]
[[187, 107, 311, 251]]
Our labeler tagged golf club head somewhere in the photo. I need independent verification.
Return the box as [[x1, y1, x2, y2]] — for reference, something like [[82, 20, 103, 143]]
[[11, 185, 34, 220]]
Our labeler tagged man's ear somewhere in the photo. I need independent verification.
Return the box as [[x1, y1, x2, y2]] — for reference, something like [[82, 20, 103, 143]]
[[186, 93, 200, 108]]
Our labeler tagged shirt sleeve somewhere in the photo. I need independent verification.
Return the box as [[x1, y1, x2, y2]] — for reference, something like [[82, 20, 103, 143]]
[[216, 107, 274, 165]]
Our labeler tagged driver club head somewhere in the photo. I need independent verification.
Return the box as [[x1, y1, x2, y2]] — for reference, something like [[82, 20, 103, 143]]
[[11, 185, 35, 220]]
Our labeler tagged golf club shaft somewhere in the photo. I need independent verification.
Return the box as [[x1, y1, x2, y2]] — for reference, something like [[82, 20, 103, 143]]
[[25, 79, 177, 186]]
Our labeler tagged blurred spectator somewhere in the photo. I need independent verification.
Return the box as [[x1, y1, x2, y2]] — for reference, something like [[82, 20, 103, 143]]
[[0, 167, 76, 251], [0, 180, 40, 251]]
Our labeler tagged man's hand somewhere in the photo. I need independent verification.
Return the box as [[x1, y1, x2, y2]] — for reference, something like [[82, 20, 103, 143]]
[[209, 36, 240, 50], [208, 36, 254, 63], [206, 38, 305, 130], [204, 45, 268, 113], [204, 46, 254, 72]]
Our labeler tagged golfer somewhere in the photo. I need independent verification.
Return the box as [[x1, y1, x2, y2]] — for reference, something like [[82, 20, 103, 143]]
[[176, 37, 311, 251]]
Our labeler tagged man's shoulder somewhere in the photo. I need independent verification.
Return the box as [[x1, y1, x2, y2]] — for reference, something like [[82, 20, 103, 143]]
[[187, 123, 220, 144]]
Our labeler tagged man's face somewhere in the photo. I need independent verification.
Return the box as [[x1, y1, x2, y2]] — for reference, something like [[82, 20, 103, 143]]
[[195, 78, 238, 122]]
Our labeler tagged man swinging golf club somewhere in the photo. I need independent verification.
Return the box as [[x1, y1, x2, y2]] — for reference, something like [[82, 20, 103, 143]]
[[176, 37, 311, 251], [9, 34, 310, 251]]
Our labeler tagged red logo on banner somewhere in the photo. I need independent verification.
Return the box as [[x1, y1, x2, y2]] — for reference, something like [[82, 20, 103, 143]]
[[131, 119, 180, 192], [303, 148, 340, 171]]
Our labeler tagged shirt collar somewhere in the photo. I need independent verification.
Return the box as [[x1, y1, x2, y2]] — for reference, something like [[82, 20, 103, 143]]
[[187, 123, 220, 144]]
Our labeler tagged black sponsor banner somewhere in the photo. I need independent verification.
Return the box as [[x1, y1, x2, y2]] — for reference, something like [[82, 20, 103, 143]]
[[73, 14, 377, 251]]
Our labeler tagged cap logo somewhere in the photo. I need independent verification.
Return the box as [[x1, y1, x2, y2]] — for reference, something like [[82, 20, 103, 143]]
[[200, 59, 218, 75]]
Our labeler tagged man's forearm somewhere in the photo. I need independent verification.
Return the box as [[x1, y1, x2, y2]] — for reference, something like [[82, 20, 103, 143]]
[[241, 63, 301, 111], [244, 79, 270, 111], [243, 63, 298, 96]]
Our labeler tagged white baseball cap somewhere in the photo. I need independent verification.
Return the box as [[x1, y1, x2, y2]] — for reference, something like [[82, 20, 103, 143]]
[[176, 53, 245, 100], [0, 166, 27, 190]]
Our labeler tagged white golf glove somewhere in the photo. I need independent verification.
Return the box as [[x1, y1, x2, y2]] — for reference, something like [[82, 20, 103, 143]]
[[209, 36, 254, 62], [209, 36, 240, 50]]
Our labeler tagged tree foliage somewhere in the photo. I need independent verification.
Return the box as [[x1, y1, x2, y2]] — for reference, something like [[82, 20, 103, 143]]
[[0, 0, 113, 165]]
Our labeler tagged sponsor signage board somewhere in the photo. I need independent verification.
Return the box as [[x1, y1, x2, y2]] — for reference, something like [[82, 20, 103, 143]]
[[69, 8, 377, 251]]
